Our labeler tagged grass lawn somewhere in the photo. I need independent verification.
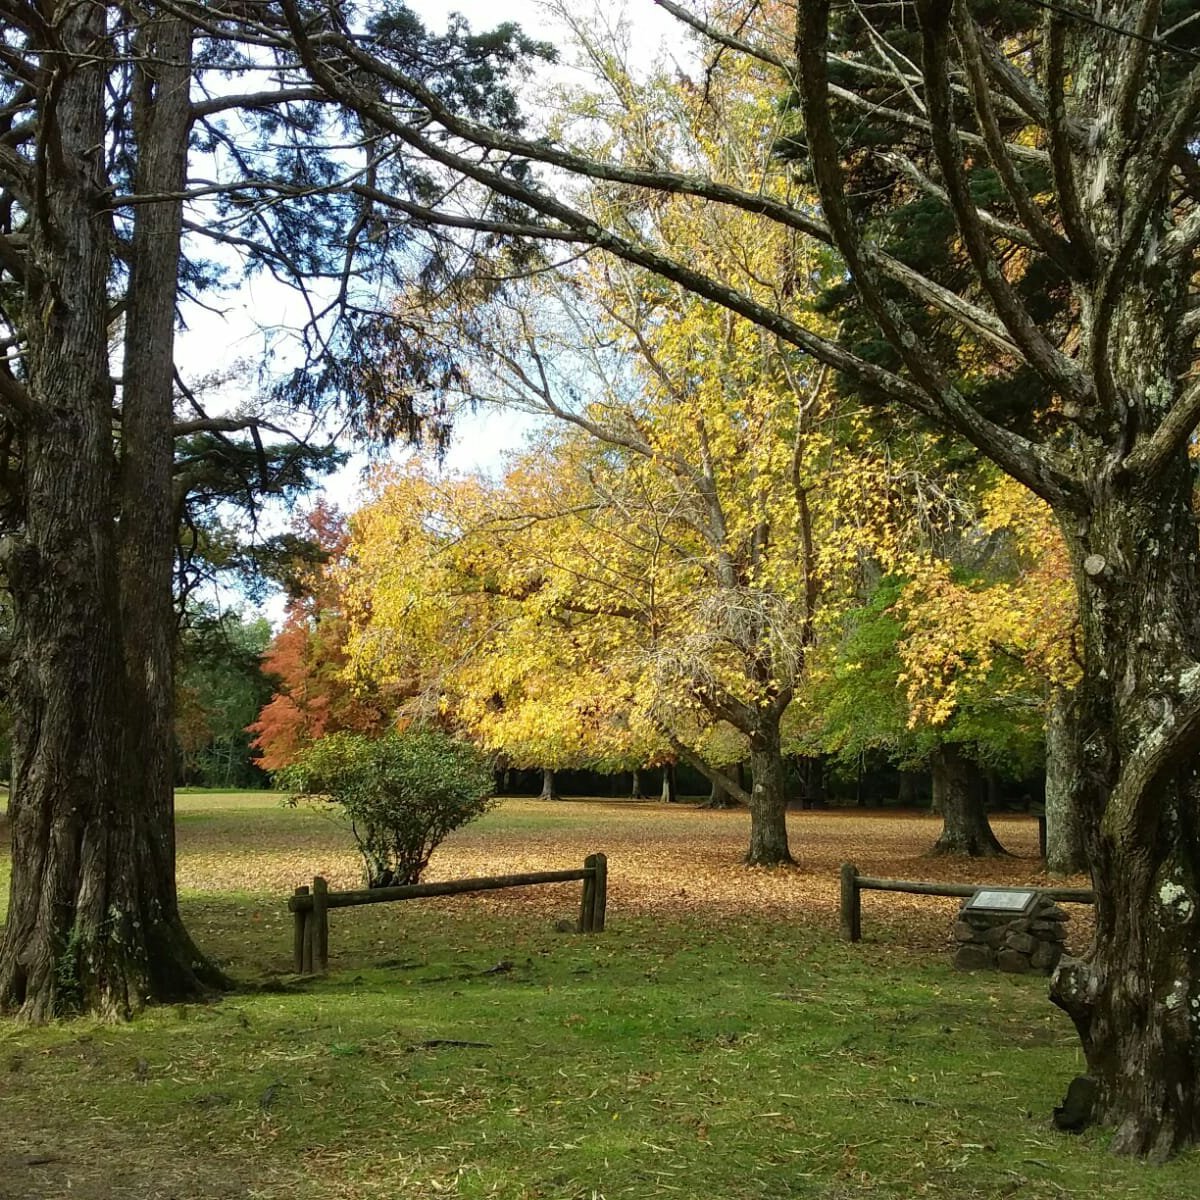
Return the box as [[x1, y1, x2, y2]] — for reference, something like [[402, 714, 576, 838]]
[[1, 795, 1196, 1199]]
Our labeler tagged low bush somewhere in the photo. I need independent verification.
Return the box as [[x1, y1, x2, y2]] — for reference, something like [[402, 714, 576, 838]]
[[279, 728, 495, 887]]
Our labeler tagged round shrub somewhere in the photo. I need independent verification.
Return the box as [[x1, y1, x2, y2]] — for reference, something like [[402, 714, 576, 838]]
[[279, 729, 495, 887]]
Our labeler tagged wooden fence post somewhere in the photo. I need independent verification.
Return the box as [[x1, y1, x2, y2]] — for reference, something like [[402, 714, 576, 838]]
[[293, 885, 309, 973], [840, 862, 861, 943], [313, 875, 329, 973], [590, 853, 607, 932], [580, 856, 596, 932]]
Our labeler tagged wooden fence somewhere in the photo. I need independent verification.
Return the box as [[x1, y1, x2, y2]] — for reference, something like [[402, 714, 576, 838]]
[[288, 852, 608, 974], [838, 861, 1094, 943]]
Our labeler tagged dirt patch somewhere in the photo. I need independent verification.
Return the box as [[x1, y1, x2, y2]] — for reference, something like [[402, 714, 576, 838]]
[[0, 1129, 280, 1200]]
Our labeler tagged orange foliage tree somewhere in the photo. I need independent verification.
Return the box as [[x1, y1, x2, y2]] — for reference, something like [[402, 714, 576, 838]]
[[249, 501, 394, 770]]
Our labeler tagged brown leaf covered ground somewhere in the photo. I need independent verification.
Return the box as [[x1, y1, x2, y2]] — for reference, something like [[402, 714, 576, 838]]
[[176, 796, 1092, 951]]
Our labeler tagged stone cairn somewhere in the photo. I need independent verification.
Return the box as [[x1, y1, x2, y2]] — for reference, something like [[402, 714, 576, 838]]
[[952, 897, 1068, 974]]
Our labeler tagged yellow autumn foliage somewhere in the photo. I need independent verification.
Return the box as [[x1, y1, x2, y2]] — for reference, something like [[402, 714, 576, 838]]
[[896, 476, 1079, 728]]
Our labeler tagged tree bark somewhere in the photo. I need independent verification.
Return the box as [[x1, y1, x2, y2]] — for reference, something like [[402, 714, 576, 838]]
[[744, 722, 793, 866], [660, 762, 678, 803], [1048, 468, 1200, 1158], [702, 778, 739, 809], [538, 767, 560, 801], [629, 767, 646, 799], [0, 8, 222, 1019], [1044, 686, 1087, 874], [896, 770, 920, 808], [927, 745, 1007, 857], [118, 8, 222, 998]]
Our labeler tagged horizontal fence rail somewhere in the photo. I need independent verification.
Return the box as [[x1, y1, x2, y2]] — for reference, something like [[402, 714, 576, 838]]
[[290, 853, 608, 974], [838, 862, 1094, 943]]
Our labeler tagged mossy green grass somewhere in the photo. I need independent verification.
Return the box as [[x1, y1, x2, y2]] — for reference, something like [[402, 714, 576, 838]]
[[1, 793, 1196, 1199]]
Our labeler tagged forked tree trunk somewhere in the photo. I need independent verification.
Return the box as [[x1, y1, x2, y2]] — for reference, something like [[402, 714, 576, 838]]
[[0, 9, 222, 1019], [927, 745, 1006, 857]]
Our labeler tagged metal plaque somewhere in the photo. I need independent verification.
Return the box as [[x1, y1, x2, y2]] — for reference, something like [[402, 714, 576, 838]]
[[965, 888, 1039, 915]]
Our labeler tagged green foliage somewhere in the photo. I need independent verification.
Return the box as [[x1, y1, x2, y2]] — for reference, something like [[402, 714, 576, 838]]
[[175, 605, 275, 789], [174, 433, 347, 608], [280, 729, 496, 887], [814, 580, 917, 767], [816, 579, 1043, 780]]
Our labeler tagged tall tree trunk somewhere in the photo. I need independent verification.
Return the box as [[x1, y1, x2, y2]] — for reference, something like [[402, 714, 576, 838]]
[[1049, 468, 1200, 1158], [896, 770, 920, 807], [927, 745, 1006, 857], [660, 762, 678, 803], [797, 755, 827, 809], [118, 10, 222, 997], [0, 6, 220, 1019], [538, 767, 560, 801], [1044, 686, 1087, 875], [629, 767, 646, 799], [745, 720, 793, 866]]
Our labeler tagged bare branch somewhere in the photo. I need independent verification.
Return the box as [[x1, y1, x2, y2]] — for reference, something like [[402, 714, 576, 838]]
[[277, 0, 965, 419], [1162, 205, 1200, 261], [1091, 62, 1200, 410], [171, 415, 289, 438], [975, 26, 1049, 127], [659, 729, 751, 805], [1114, 0, 1165, 140], [1044, 14, 1097, 269], [657, 0, 1049, 166], [189, 86, 325, 120], [655, 0, 790, 73], [1122, 378, 1200, 482], [874, 149, 1043, 251], [953, 1, 1085, 278]]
